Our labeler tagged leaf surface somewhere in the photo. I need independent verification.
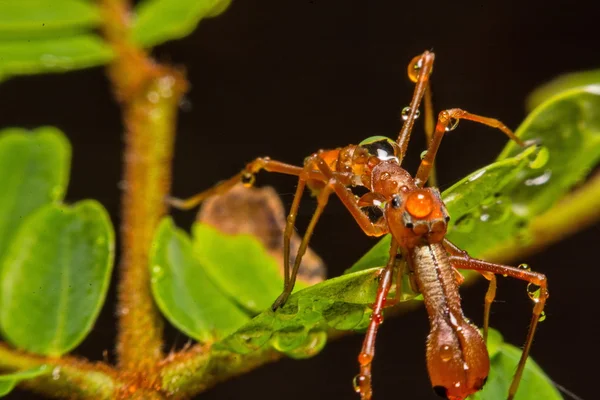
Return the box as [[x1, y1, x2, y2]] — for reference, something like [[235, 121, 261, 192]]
[[0, 201, 114, 356]]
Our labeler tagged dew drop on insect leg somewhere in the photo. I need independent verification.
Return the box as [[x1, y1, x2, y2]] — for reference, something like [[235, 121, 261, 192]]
[[401, 107, 421, 121], [241, 173, 255, 187], [445, 117, 459, 132], [527, 283, 541, 301], [538, 311, 547, 322], [439, 345, 453, 362], [518, 263, 531, 272], [353, 374, 369, 394]]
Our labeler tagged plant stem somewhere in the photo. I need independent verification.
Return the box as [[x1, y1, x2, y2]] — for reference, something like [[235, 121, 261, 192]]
[[0, 343, 116, 399], [100, 0, 187, 375]]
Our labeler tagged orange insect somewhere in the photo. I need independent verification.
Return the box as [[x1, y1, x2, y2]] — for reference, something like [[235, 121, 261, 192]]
[[169, 51, 548, 400]]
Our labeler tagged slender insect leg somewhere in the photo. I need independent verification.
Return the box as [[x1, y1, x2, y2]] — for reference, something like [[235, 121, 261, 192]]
[[423, 82, 438, 187], [397, 51, 435, 161], [167, 158, 326, 210], [355, 240, 399, 400], [414, 108, 525, 187], [273, 154, 389, 309], [481, 271, 497, 343], [446, 241, 548, 400], [281, 176, 307, 290], [271, 179, 334, 310]]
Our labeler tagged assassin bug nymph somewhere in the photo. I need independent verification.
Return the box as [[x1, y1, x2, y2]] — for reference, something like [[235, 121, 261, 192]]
[[169, 51, 548, 400]]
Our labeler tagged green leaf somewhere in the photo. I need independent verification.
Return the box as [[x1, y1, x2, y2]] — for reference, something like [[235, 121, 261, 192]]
[[451, 87, 600, 257], [150, 218, 251, 342], [0, 35, 113, 81], [192, 223, 289, 313], [131, 0, 232, 47], [217, 268, 380, 358], [0, 1, 101, 40], [499, 87, 600, 214], [441, 146, 544, 257], [473, 328, 562, 400], [0, 127, 70, 262], [0, 201, 115, 356], [526, 69, 600, 111], [0, 365, 49, 397]]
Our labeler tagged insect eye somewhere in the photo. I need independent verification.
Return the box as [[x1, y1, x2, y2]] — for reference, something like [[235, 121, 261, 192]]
[[432, 386, 449, 399], [358, 136, 399, 160], [391, 195, 402, 209]]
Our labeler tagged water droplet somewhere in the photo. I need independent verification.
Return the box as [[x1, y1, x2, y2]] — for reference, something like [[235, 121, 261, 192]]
[[527, 283, 541, 301], [518, 263, 531, 272], [476, 196, 512, 224], [440, 345, 453, 362], [452, 214, 475, 233], [401, 106, 421, 121], [538, 311, 547, 322], [147, 91, 160, 104], [454, 382, 461, 388], [445, 117, 460, 132], [353, 374, 368, 393], [529, 147, 549, 169], [284, 329, 327, 359], [241, 173, 255, 187], [525, 170, 552, 186], [152, 265, 164, 282], [371, 312, 383, 325], [463, 362, 470, 371], [467, 169, 486, 182], [52, 366, 61, 380], [158, 76, 175, 98], [381, 172, 391, 181]]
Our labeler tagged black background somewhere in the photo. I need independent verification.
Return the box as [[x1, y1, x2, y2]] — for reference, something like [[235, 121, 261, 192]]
[[1, 0, 599, 399]]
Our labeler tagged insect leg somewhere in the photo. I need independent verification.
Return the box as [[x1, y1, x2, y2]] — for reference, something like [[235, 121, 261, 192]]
[[415, 109, 524, 187], [271, 158, 336, 309], [423, 78, 438, 187], [167, 158, 325, 210], [445, 240, 548, 400], [273, 153, 389, 309], [397, 51, 435, 161], [355, 240, 399, 400]]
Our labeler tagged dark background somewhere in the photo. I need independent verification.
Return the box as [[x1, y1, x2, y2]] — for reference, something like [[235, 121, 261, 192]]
[[1, 0, 598, 399]]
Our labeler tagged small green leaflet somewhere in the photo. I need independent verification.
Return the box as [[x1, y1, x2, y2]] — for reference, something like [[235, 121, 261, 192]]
[[0, 365, 49, 397], [0, 201, 114, 356]]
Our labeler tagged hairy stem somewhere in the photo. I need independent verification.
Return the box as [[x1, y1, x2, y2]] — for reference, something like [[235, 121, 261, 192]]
[[0, 343, 116, 399], [100, 0, 187, 375]]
